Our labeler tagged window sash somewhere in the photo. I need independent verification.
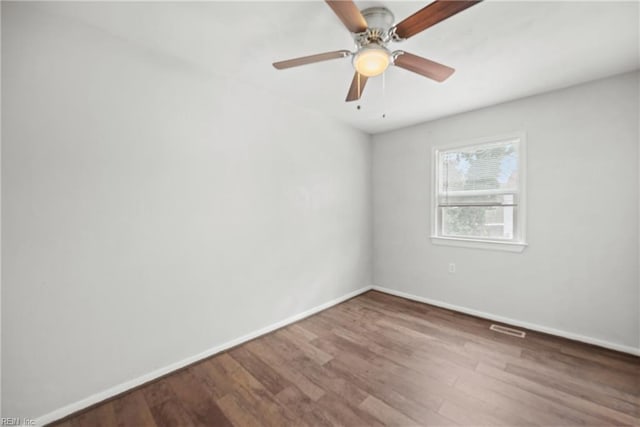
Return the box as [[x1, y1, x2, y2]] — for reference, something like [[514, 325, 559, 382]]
[[438, 188, 516, 197], [437, 206, 519, 242], [433, 134, 525, 246], [438, 192, 519, 207], [438, 140, 519, 195]]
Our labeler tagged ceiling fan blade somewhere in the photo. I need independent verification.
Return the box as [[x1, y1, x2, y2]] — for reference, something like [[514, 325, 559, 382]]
[[325, 0, 368, 33], [393, 52, 455, 82], [394, 0, 482, 40], [273, 50, 351, 69], [346, 72, 368, 102]]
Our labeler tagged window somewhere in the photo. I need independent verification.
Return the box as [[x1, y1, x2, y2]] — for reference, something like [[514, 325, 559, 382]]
[[432, 133, 527, 252]]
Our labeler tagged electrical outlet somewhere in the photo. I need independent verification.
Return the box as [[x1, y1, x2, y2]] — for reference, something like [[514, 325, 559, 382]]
[[448, 262, 456, 274]]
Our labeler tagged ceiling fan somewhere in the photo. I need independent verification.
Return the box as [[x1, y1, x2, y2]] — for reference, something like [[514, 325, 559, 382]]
[[273, 0, 482, 102]]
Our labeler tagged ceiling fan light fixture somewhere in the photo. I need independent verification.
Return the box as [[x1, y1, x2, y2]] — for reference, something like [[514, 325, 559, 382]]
[[353, 44, 390, 77], [273, 1, 481, 102]]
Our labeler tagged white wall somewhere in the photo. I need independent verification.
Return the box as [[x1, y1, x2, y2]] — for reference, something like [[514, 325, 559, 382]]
[[373, 71, 640, 352], [3, 1, 638, 422], [1, 3, 371, 419]]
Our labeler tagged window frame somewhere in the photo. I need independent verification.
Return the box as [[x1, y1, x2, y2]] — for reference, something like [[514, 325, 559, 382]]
[[430, 132, 528, 253]]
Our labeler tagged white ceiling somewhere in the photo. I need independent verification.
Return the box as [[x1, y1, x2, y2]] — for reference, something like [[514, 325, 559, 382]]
[[36, 1, 639, 134]]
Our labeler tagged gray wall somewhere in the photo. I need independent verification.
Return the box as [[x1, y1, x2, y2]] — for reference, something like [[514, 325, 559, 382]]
[[1, 4, 371, 419], [373, 71, 640, 351]]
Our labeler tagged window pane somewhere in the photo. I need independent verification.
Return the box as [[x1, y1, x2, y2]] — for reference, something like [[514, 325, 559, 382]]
[[439, 140, 519, 195], [441, 206, 514, 240]]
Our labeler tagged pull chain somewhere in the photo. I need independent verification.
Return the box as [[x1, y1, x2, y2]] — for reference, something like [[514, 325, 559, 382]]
[[381, 71, 386, 119]]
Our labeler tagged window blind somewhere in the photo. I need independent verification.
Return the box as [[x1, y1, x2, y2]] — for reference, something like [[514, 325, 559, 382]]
[[438, 139, 520, 207]]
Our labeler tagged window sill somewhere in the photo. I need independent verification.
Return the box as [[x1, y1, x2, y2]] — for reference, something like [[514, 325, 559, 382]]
[[430, 236, 527, 253]]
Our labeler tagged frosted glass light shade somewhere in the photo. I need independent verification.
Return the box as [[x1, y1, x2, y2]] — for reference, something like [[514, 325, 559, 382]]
[[353, 45, 390, 77]]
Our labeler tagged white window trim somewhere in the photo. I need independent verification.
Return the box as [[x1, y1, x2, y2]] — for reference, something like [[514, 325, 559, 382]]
[[430, 132, 528, 253]]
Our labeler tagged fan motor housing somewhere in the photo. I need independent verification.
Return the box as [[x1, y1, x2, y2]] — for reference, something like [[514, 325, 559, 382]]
[[362, 7, 395, 31], [355, 7, 395, 46]]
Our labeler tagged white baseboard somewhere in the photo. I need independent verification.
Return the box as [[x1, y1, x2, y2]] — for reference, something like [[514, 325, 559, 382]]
[[35, 283, 639, 425], [35, 286, 373, 426], [372, 286, 640, 357]]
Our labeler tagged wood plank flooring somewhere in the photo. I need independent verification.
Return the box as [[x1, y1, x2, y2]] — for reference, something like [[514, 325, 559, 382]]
[[51, 291, 640, 426]]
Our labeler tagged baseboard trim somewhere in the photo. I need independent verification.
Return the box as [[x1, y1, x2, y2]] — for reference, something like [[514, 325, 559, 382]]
[[372, 286, 640, 357], [34, 283, 640, 424], [35, 285, 373, 425]]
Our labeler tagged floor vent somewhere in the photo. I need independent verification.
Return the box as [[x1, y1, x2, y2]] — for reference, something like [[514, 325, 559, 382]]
[[490, 324, 526, 338]]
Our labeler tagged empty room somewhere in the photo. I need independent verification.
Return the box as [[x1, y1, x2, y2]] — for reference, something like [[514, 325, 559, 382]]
[[1, 0, 639, 426]]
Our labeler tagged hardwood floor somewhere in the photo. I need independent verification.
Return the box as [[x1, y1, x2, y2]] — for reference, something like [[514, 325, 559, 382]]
[[51, 291, 640, 426]]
